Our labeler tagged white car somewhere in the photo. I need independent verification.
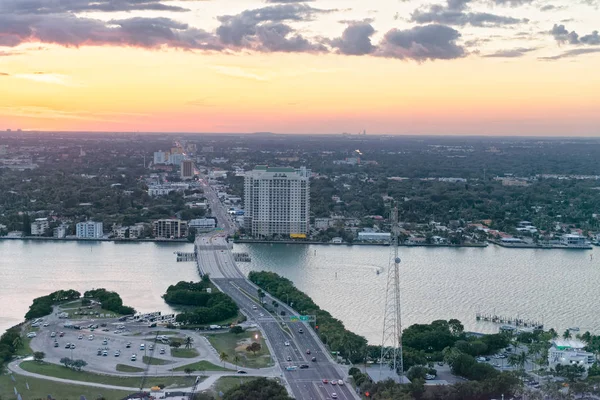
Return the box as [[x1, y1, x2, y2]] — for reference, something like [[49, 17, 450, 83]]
[[331, 394, 338, 399], [425, 374, 436, 380], [338, 380, 344, 385], [284, 341, 290, 346], [50, 332, 56, 338], [26, 332, 37, 338], [43, 323, 49, 327]]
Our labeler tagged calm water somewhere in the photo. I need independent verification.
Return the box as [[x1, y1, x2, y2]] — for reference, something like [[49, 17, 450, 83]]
[[2, 240, 600, 344]]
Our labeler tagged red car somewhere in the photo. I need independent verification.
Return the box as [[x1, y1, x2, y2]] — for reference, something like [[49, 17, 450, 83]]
[[322, 379, 328, 384]]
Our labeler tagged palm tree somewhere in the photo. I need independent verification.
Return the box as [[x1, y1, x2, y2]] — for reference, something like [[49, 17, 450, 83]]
[[12, 336, 23, 351], [185, 336, 193, 349], [508, 351, 528, 375], [233, 355, 240, 369], [219, 351, 229, 368]]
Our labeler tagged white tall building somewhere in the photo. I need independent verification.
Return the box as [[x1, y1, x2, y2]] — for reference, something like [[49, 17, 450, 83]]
[[169, 153, 184, 166], [76, 221, 103, 238], [153, 151, 167, 165], [244, 166, 310, 238]]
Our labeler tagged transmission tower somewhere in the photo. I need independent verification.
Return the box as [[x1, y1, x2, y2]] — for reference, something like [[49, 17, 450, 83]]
[[380, 205, 404, 382]]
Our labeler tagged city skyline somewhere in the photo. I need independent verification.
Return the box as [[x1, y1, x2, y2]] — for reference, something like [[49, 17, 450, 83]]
[[0, 0, 599, 136]]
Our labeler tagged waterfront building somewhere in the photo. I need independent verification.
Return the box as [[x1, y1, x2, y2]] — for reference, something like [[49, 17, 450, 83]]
[[53, 224, 68, 238], [30, 218, 49, 236], [181, 160, 194, 180], [243, 165, 310, 238], [153, 151, 168, 165], [358, 232, 391, 242], [561, 234, 587, 247], [153, 219, 188, 239], [548, 339, 595, 370], [76, 221, 103, 239], [188, 218, 216, 232]]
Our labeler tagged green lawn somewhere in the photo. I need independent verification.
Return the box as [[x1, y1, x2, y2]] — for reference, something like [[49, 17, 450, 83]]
[[143, 355, 173, 365], [15, 336, 33, 357], [206, 331, 273, 369], [0, 374, 131, 399], [211, 376, 259, 395], [171, 348, 199, 358], [116, 363, 145, 372], [19, 361, 198, 388], [171, 360, 232, 372]]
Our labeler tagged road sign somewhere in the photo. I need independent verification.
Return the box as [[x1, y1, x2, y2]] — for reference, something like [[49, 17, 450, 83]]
[[289, 315, 315, 322]]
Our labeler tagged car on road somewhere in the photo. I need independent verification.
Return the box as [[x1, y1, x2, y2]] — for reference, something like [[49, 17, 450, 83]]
[[300, 364, 309, 369], [70, 344, 75, 349], [26, 332, 36, 338], [284, 341, 290, 346], [43, 323, 49, 327], [89, 335, 94, 340], [322, 379, 328, 384], [131, 354, 137, 361], [102, 350, 108, 356], [54, 342, 59, 347], [311, 357, 317, 362], [252, 305, 257, 310], [286, 356, 292, 361], [160, 348, 165, 354], [285, 366, 297, 371], [306, 349, 311, 354], [298, 328, 303, 334], [338, 380, 344, 385], [437, 362, 443, 366], [59, 332, 65, 337], [102, 340, 108, 345], [78, 335, 83, 340], [97, 349, 102, 355], [65, 343, 71, 349], [140, 344, 145, 350], [115, 351, 120, 357], [331, 393, 338, 399], [149, 344, 154, 350], [237, 370, 247, 374], [50, 332, 56, 338], [126, 342, 131, 348], [425, 374, 436, 380], [331, 380, 337, 385]]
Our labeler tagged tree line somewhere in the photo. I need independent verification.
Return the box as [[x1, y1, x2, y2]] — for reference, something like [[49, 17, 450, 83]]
[[24, 289, 81, 320], [83, 288, 136, 315]]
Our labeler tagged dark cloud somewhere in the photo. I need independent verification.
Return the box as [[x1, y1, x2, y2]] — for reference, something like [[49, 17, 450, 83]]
[[483, 47, 537, 57], [491, 0, 534, 6], [540, 47, 600, 60], [330, 23, 376, 55], [550, 24, 600, 45], [338, 18, 375, 24], [376, 24, 466, 61], [0, 72, 10, 75], [0, 0, 189, 14], [539, 4, 566, 11], [411, 0, 528, 27], [0, 14, 222, 50], [215, 4, 330, 52]]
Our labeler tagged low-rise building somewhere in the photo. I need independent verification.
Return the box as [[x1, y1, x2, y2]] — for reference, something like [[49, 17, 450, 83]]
[[31, 218, 49, 236], [53, 224, 68, 238], [548, 339, 595, 370], [561, 234, 587, 247], [188, 218, 216, 232], [76, 221, 103, 239], [357, 232, 391, 242], [153, 219, 188, 239]]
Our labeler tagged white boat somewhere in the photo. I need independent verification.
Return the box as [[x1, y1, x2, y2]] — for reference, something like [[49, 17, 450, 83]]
[[568, 327, 580, 332]]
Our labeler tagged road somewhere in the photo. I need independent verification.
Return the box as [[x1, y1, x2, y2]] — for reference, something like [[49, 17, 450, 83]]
[[197, 178, 358, 400]]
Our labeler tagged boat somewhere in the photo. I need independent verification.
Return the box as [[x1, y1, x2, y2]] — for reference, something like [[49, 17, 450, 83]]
[[568, 327, 580, 332]]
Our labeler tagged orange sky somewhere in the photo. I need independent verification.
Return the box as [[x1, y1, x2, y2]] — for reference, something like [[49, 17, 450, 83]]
[[0, 0, 599, 135]]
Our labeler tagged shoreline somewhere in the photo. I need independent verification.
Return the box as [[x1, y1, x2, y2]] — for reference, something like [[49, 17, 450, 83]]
[[233, 239, 488, 247], [488, 239, 593, 250], [0, 236, 189, 243]]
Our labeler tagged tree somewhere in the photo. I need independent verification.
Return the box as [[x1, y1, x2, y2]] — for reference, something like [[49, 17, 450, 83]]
[[219, 351, 229, 368], [508, 351, 527, 374], [33, 351, 45, 362], [555, 364, 585, 382], [185, 336, 193, 349], [223, 377, 292, 400], [246, 342, 262, 355], [71, 359, 87, 371], [407, 365, 428, 381], [184, 367, 195, 376], [563, 329, 572, 339], [233, 355, 240, 369], [12, 336, 23, 351], [229, 326, 244, 335], [170, 341, 182, 349], [60, 357, 72, 368]]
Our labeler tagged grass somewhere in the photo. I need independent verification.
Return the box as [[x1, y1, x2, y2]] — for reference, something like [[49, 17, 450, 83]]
[[206, 331, 273, 369], [211, 376, 260, 395], [171, 348, 199, 358], [15, 336, 33, 357], [116, 363, 145, 372], [0, 374, 131, 399], [171, 360, 232, 372], [143, 355, 173, 365], [19, 361, 198, 388]]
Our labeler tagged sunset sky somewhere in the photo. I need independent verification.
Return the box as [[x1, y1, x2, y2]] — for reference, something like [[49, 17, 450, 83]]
[[0, 0, 598, 135]]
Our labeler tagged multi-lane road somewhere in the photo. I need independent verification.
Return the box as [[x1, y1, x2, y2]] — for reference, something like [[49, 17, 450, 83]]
[[196, 179, 358, 400]]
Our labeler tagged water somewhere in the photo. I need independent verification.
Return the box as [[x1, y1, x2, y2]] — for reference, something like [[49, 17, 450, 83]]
[[2, 240, 600, 344]]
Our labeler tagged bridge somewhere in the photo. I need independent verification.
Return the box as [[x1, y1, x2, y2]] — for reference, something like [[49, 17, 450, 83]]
[[195, 178, 358, 400]]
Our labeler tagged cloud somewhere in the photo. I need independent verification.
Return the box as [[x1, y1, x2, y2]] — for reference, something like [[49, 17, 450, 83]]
[[483, 47, 537, 57], [265, 0, 315, 2], [539, 4, 566, 11], [14, 73, 79, 86], [330, 23, 376, 55], [208, 65, 270, 81], [411, 0, 528, 27], [215, 4, 330, 52], [0, 72, 10, 76], [550, 24, 600, 45], [376, 24, 466, 61], [0, 0, 189, 14], [540, 47, 600, 60], [490, 0, 534, 6]]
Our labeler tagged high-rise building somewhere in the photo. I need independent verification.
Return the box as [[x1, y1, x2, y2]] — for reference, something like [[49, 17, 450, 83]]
[[153, 151, 167, 165], [76, 221, 103, 238], [169, 153, 184, 166], [181, 160, 194, 180], [152, 219, 188, 239], [244, 166, 310, 238]]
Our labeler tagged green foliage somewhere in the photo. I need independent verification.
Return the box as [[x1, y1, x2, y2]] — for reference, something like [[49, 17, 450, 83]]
[[165, 278, 238, 325], [0, 327, 22, 364], [249, 271, 368, 363], [407, 365, 428, 381], [25, 289, 81, 320], [33, 351, 45, 362], [246, 342, 261, 355], [402, 320, 457, 352], [555, 364, 585, 382], [222, 377, 292, 400], [229, 326, 244, 334], [84, 288, 135, 315]]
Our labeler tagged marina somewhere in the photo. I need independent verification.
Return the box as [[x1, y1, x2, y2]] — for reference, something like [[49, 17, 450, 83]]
[[475, 312, 544, 330]]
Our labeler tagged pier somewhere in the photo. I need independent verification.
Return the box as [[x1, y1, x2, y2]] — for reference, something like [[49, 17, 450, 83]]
[[233, 252, 251, 262], [175, 251, 197, 262], [476, 312, 543, 330]]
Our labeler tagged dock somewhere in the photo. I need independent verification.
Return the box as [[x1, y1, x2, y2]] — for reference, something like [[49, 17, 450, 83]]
[[233, 252, 251, 262], [476, 312, 543, 330], [175, 251, 197, 262]]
